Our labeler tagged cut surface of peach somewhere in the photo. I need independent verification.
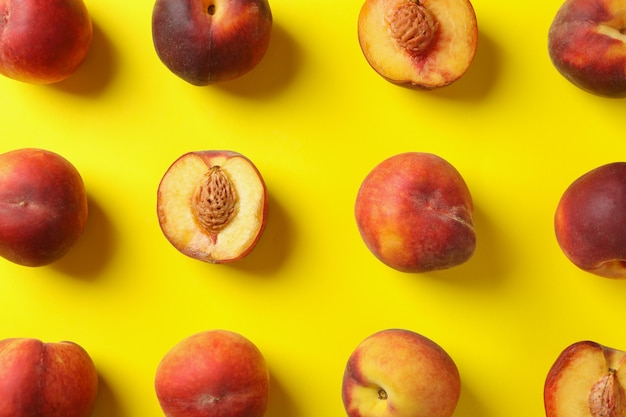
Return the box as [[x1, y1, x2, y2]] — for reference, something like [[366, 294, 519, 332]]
[[157, 151, 267, 263], [358, 0, 478, 88], [544, 341, 626, 417]]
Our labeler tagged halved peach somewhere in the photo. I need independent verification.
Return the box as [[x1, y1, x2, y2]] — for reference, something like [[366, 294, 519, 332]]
[[357, 0, 478, 89], [544, 340, 626, 417], [157, 151, 267, 263]]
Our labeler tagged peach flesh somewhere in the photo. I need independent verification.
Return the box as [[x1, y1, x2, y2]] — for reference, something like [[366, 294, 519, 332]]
[[157, 151, 267, 263], [544, 340, 626, 417], [358, 0, 478, 89]]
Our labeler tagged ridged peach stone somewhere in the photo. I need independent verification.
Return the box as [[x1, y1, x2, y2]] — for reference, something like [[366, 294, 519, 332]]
[[192, 167, 239, 235], [358, 0, 477, 88], [386, 2, 439, 56], [545, 342, 626, 417], [158, 154, 265, 263], [589, 370, 625, 417]]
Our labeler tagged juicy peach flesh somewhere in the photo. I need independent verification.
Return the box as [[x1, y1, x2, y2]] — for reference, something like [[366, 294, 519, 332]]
[[544, 341, 626, 417], [358, 0, 478, 88], [157, 151, 267, 263]]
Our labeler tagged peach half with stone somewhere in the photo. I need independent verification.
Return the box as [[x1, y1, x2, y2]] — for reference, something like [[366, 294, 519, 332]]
[[357, 0, 478, 89], [157, 150, 267, 263]]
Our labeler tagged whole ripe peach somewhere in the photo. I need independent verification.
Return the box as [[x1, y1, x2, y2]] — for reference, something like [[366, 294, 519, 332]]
[[0, 338, 99, 417], [152, 0, 272, 85], [357, 0, 478, 89], [0, 0, 92, 84], [155, 330, 270, 417], [355, 152, 475, 273], [555, 162, 626, 278], [548, 0, 626, 97], [544, 340, 626, 417], [0, 148, 88, 267], [157, 150, 267, 264], [342, 328, 461, 417]]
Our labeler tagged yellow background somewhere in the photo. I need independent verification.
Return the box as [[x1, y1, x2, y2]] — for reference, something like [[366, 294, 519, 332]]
[[0, 0, 624, 416]]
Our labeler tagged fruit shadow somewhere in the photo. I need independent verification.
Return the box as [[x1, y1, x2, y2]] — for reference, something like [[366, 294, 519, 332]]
[[227, 193, 294, 275], [455, 383, 492, 417], [428, 30, 501, 101], [92, 373, 129, 417], [213, 22, 301, 98], [51, 20, 117, 96], [52, 194, 117, 279], [423, 205, 509, 287], [265, 371, 302, 417]]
